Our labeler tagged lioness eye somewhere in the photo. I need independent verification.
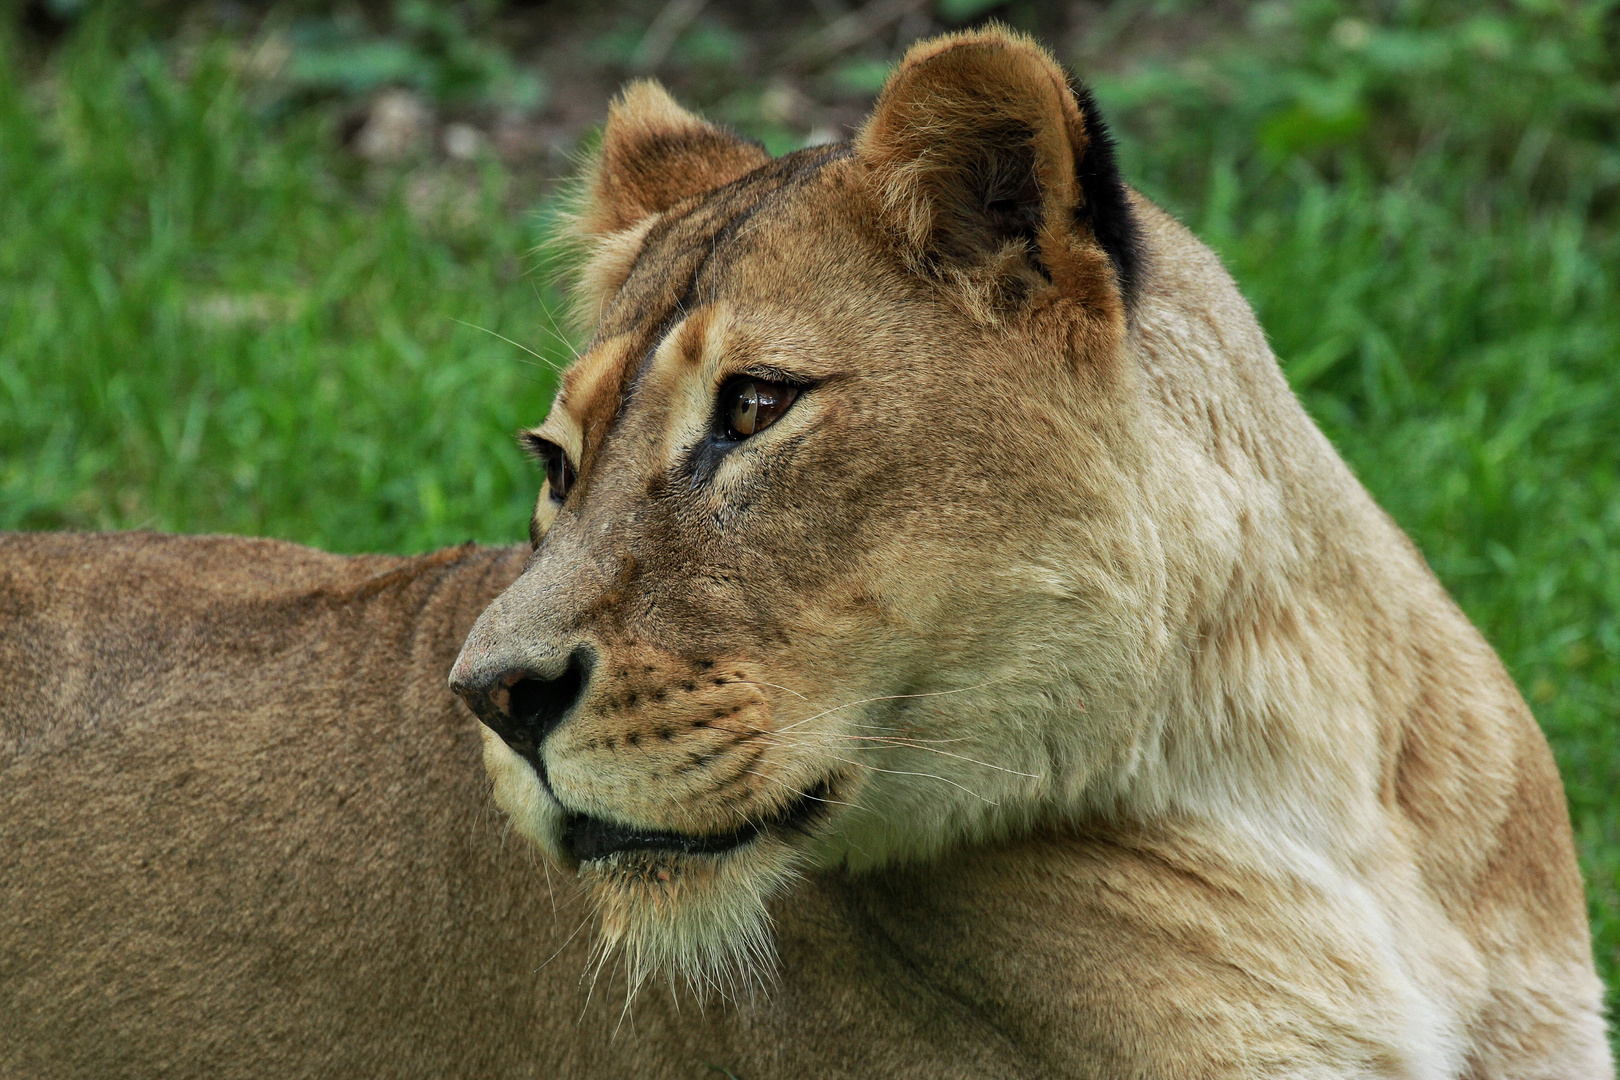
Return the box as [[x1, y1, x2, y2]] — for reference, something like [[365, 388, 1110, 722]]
[[545, 448, 574, 502], [723, 378, 799, 440], [520, 432, 574, 502]]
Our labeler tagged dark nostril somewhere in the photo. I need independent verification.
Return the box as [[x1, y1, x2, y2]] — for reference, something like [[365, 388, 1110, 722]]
[[508, 652, 588, 745], [479, 648, 592, 762]]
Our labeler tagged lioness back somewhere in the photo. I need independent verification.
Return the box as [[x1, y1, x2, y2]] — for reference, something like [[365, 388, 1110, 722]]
[[4, 25, 1611, 1080], [0, 533, 551, 1076]]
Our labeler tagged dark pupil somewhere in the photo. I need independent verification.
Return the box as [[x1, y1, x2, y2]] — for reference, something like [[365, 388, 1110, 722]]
[[546, 452, 571, 500], [728, 379, 794, 439], [730, 381, 761, 437]]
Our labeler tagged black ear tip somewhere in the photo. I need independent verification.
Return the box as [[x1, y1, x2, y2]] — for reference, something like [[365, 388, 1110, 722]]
[[1069, 79, 1147, 310]]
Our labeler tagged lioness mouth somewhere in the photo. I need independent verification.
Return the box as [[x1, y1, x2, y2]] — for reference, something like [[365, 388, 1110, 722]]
[[562, 779, 834, 862]]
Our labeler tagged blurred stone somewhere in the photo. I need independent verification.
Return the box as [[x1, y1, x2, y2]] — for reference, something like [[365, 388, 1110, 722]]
[[1332, 18, 1371, 50], [354, 89, 432, 163], [234, 31, 290, 81], [492, 110, 542, 162], [187, 293, 277, 326], [443, 122, 486, 162], [759, 80, 808, 125], [405, 169, 483, 233]]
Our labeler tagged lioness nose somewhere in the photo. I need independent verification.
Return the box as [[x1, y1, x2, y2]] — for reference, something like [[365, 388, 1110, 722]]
[[450, 648, 592, 762]]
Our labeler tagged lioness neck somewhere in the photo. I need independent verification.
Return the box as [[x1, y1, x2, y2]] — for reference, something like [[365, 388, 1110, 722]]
[[1113, 201, 1555, 890]]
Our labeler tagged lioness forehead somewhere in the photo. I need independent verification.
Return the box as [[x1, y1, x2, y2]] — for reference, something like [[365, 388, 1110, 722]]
[[555, 143, 858, 458]]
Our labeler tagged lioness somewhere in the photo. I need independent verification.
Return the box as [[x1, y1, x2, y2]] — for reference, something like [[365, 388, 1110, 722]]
[[2, 26, 1609, 1079]]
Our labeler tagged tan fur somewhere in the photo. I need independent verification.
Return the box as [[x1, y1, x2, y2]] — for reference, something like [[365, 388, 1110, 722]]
[[3, 27, 1610, 1078]]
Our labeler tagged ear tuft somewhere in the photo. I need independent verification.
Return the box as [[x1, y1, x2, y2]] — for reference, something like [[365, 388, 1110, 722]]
[[578, 81, 771, 239], [856, 27, 1142, 312]]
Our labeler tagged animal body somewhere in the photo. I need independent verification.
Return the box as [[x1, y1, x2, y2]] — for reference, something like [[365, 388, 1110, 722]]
[[2, 27, 1610, 1079]]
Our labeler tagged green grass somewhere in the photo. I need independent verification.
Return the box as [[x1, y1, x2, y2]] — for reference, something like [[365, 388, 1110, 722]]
[[0, 29, 564, 552], [2, 2, 1617, 1025]]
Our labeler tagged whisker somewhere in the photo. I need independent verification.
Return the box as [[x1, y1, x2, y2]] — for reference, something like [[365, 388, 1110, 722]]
[[538, 910, 594, 974], [772, 678, 1009, 736], [813, 753, 1001, 805], [613, 980, 638, 1041], [452, 317, 564, 373], [748, 731, 969, 753], [809, 731, 977, 745], [578, 930, 611, 1023], [749, 731, 1036, 782], [835, 737, 1042, 779], [531, 279, 584, 361], [735, 768, 863, 812], [541, 845, 559, 928], [746, 679, 810, 701]]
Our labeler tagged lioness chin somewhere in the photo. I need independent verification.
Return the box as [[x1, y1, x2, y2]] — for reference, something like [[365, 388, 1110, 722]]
[[2, 25, 1610, 1080]]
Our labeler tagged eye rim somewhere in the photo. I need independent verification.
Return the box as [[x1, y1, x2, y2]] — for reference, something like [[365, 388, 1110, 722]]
[[717, 373, 810, 443], [518, 432, 574, 503]]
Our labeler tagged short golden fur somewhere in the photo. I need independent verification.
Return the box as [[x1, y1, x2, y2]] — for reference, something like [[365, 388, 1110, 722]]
[[3, 28, 1610, 1078]]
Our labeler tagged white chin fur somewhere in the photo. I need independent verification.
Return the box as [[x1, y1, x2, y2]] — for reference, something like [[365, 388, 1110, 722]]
[[479, 730, 803, 999], [582, 843, 804, 1001]]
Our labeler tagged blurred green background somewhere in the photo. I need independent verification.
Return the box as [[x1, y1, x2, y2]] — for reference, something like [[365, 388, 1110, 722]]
[[1, 0, 1616, 1023]]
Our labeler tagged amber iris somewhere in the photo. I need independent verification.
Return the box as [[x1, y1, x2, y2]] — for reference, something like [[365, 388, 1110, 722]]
[[724, 378, 798, 440]]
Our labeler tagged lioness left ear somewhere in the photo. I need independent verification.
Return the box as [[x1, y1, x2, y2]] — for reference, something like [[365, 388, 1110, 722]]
[[579, 80, 771, 239], [856, 28, 1142, 313]]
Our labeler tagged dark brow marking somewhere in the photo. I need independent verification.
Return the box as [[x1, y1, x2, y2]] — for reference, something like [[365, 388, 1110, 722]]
[[614, 143, 854, 415], [594, 156, 799, 344], [666, 143, 856, 340], [574, 165, 801, 465], [563, 163, 807, 497], [614, 141, 853, 338], [561, 143, 853, 503]]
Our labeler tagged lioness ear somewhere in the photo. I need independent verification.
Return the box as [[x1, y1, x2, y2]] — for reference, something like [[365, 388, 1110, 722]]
[[856, 28, 1142, 314], [579, 81, 771, 239]]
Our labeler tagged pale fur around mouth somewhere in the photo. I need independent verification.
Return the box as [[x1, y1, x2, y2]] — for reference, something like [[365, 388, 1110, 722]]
[[480, 726, 826, 994], [559, 776, 844, 1000]]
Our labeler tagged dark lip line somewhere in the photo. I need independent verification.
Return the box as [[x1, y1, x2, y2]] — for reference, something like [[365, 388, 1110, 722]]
[[562, 777, 835, 863]]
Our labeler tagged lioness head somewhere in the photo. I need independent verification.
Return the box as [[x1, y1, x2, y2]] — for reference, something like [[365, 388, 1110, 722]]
[[452, 28, 1181, 991]]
